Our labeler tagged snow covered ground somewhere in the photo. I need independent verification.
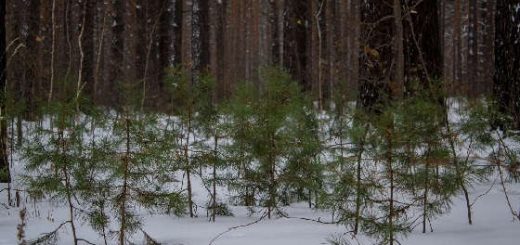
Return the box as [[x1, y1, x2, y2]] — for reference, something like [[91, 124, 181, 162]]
[[1, 104, 519, 245], [1, 175, 519, 245]]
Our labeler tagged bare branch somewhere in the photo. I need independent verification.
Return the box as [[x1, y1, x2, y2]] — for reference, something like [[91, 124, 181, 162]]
[[208, 212, 268, 245]]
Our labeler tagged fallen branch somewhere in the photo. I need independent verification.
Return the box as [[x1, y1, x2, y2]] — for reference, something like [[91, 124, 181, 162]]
[[77, 238, 97, 245], [208, 212, 267, 245], [28, 221, 70, 245], [470, 178, 497, 207], [141, 228, 161, 245], [277, 209, 340, 225]]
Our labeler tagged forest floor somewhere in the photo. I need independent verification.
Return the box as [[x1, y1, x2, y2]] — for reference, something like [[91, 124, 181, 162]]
[[1, 170, 519, 245]]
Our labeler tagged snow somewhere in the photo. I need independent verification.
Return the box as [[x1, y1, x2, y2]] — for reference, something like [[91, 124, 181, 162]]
[[1, 103, 520, 245], [1, 173, 519, 245]]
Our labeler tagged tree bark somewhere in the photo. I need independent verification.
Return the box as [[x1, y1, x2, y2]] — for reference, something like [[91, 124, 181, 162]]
[[276, 0, 285, 67], [392, 0, 404, 97], [0, 0, 10, 184], [122, 0, 138, 88], [494, 0, 520, 129]]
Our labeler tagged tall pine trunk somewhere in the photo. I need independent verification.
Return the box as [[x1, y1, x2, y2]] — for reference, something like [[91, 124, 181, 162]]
[[392, 0, 404, 97], [0, 0, 10, 184], [494, 0, 520, 129]]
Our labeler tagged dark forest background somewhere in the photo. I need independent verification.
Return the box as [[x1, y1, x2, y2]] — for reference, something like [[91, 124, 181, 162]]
[[1, 1, 518, 111]]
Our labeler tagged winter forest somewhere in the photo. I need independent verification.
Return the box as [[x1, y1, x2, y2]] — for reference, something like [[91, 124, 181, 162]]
[[0, 0, 520, 244]]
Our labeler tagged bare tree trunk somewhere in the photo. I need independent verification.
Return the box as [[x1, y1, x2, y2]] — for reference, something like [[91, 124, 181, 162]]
[[76, 0, 87, 110], [453, 0, 462, 86], [24, 0, 41, 117], [104, 0, 123, 104], [351, 0, 360, 96], [0, 0, 10, 184], [392, 0, 404, 97], [141, 11, 162, 110], [93, 4, 107, 104], [182, 0, 193, 81], [48, 0, 56, 102], [276, 0, 285, 67], [315, 0, 324, 110], [82, 0, 95, 101], [208, 0, 219, 77], [494, 0, 520, 129], [467, 0, 479, 95], [122, 0, 138, 89], [192, 0, 201, 86]]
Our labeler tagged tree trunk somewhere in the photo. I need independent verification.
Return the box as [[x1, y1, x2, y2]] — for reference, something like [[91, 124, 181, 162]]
[[494, 0, 520, 129], [392, 0, 404, 97], [58, 117, 78, 245], [354, 124, 368, 235], [325, 0, 335, 101], [191, 0, 201, 86], [453, 0, 462, 86], [211, 135, 218, 222], [386, 126, 395, 245], [467, 0, 479, 95], [24, 0, 41, 117], [81, 0, 95, 99], [122, 0, 138, 89], [119, 117, 131, 245], [185, 108, 194, 218], [107, 0, 123, 106], [48, 0, 56, 102], [182, 0, 193, 81], [276, 0, 285, 67], [445, 118, 472, 225], [422, 149, 430, 233], [0, 0, 10, 184], [268, 133, 276, 219], [208, 0, 219, 78]]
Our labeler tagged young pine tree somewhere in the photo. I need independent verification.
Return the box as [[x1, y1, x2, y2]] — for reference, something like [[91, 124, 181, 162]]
[[100, 84, 186, 244], [397, 96, 457, 233], [226, 67, 308, 218], [164, 66, 198, 218], [284, 97, 324, 208], [192, 73, 231, 221], [325, 103, 377, 235], [363, 103, 412, 245], [445, 98, 495, 225], [22, 101, 89, 245]]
